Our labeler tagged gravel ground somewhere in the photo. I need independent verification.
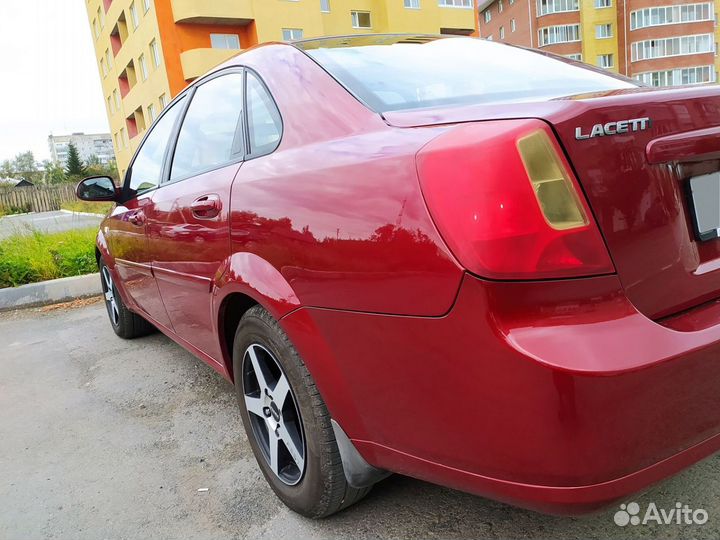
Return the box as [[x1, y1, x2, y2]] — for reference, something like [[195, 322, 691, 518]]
[[2, 300, 720, 539]]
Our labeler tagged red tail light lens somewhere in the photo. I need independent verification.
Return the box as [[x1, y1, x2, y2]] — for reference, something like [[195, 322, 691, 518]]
[[416, 119, 614, 280]]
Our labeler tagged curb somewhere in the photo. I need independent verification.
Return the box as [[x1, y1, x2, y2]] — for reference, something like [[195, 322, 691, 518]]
[[0, 273, 102, 311], [0, 212, 33, 219]]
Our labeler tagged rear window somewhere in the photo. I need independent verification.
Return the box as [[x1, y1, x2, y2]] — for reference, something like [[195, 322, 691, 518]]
[[300, 36, 637, 112]]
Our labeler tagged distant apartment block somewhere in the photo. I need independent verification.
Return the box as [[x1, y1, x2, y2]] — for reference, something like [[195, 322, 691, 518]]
[[85, 0, 476, 174], [48, 133, 115, 166], [476, 0, 720, 87]]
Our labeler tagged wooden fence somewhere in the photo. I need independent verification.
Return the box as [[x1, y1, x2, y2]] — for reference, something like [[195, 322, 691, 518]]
[[0, 184, 77, 214]]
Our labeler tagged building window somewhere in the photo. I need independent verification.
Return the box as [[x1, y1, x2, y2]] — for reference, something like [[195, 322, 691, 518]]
[[92, 19, 99, 39], [149, 39, 161, 68], [107, 96, 113, 114], [100, 57, 107, 77], [537, 0, 579, 16], [538, 24, 581, 46], [210, 34, 241, 49], [438, 0, 472, 7], [511, 18, 516, 31], [404, 0, 420, 7], [147, 103, 156, 123], [142, 0, 151, 12], [498, 0, 503, 12], [105, 48, 112, 69], [486, 35, 493, 41], [595, 0, 611, 7], [281, 28, 304, 40], [631, 3, 712, 31], [120, 127, 127, 149], [510, 0, 514, 4], [596, 23, 613, 38], [351, 11, 372, 28], [499, 26, 505, 39], [635, 65, 715, 86], [484, 9, 491, 23], [113, 89, 120, 110], [597, 54, 614, 68], [159, 93, 168, 109], [567, 53, 583, 61], [129, 2, 139, 29], [631, 34, 714, 61], [321, 0, 330, 11], [138, 54, 148, 81]]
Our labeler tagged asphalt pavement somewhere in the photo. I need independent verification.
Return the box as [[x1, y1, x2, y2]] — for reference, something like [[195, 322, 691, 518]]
[[0, 210, 103, 239], [2, 300, 720, 539]]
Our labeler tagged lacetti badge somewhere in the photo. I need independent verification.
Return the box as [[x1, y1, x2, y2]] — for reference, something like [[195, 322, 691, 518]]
[[575, 117, 651, 140]]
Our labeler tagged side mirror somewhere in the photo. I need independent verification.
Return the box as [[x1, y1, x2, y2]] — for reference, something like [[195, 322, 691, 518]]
[[76, 176, 119, 202]]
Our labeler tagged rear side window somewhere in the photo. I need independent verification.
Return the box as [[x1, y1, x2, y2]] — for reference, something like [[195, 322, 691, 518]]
[[246, 72, 282, 157], [302, 36, 637, 112], [128, 95, 185, 195], [170, 72, 244, 180]]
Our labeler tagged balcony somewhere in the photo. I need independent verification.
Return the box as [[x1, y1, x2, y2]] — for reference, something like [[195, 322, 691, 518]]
[[180, 48, 240, 81], [171, 0, 254, 25], [109, 12, 128, 57], [118, 60, 137, 98]]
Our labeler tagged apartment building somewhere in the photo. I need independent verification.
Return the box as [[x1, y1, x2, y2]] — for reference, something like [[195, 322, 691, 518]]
[[85, 0, 476, 174], [48, 132, 115, 166], [476, 0, 720, 87]]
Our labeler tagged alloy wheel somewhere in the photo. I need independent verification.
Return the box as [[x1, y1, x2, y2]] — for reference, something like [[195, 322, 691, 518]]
[[242, 343, 306, 485], [101, 266, 120, 326]]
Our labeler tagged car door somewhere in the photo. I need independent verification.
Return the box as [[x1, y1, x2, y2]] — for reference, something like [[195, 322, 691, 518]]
[[106, 95, 187, 329], [144, 70, 245, 361]]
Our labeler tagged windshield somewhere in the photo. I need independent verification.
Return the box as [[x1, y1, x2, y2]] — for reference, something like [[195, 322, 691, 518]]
[[299, 36, 638, 112]]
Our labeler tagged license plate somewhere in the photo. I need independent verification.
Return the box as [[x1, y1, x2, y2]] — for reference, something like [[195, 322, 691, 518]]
[[689, 172, 720, 242]]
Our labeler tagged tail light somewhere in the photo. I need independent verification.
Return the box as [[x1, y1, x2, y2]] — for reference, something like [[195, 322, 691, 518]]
[[416, 119, 614, 280]]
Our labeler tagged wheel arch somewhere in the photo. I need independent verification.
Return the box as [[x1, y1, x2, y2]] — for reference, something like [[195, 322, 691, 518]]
[[214, 252, 301, 383]]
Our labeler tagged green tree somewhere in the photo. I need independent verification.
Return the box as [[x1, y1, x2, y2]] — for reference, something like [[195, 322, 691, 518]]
[[86, 158, 120, 183], [12, 151, 42, 184], [65, 143, 87, 177], [0, 160, 13, 178], [42, 160, 67, 185]]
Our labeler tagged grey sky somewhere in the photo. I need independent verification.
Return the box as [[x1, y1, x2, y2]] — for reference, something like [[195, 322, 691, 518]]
[[0, 1, 108, 162]]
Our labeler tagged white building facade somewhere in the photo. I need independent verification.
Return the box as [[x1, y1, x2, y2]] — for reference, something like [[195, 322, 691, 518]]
[[48, 133, 115, 166]]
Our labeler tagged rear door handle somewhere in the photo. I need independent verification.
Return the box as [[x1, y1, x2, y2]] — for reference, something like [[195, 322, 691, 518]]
[[191, 194, 221, 219], [128, 210, 145, 226]]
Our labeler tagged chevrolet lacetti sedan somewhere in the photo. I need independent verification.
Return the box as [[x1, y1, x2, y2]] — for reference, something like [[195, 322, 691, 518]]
[[77, 34, 720, 517]]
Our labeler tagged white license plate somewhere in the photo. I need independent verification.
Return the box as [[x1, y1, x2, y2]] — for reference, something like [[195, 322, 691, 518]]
[[689, 172, 720, 242]]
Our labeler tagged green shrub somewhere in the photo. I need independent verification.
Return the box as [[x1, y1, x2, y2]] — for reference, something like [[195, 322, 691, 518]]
[[0, 228, 98, 288], [0, 202, 31, 216]]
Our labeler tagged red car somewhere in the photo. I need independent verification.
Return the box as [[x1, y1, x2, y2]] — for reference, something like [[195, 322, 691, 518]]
[[77, 34, 720, 517]]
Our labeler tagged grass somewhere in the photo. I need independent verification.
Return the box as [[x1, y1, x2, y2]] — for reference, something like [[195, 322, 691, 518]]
[[0, 228, 98, 288], [60, 200, 115, 216]]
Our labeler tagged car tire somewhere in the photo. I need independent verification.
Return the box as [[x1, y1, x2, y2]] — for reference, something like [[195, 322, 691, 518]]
[[233, 305, 371, 518], [99, 258, 155, 339]]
